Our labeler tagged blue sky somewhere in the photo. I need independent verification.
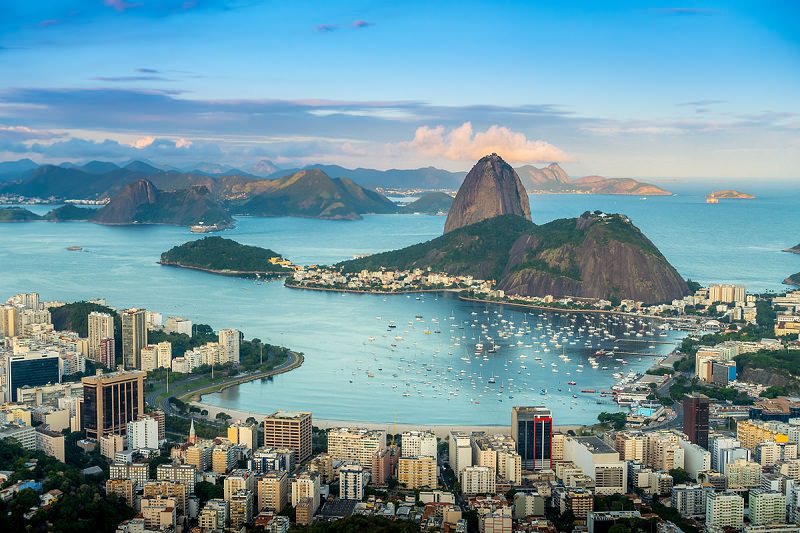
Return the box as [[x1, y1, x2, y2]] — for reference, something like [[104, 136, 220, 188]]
[[0, 0, 798, 178]]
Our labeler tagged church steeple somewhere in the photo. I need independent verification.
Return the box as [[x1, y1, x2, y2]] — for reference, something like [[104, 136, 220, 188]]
[[188, 418, 197, 444]]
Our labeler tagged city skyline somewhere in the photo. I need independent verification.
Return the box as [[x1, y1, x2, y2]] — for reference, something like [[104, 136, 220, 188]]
[[1, 1, 798, 178]]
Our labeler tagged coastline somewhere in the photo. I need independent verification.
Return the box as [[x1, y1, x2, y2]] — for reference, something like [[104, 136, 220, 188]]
[[158, 260, 290, 279], [190, 401, 583, 439], [284, 282, 462, 296], [179, 351, 304, 403]]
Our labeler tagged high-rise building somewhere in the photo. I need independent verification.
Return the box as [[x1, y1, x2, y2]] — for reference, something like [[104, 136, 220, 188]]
[[156, 463, 197, 494], [684, 394, 710, 449], [339, 462, 364, 500], [563, 436, 627, 495], [401, 430, 437, 458], [749, 489, 786, 525], [143, 481, 187, 513], [127, 416, 160, 449], [80, 370, 145, 439], [218, 328, 241, 365], [263, 412, 312, 463], [88, 312, 115, 362], [229, 489, 254, 528], [257, 470, 288, 512], [290, 471, 320, 507], [224, 469, 256, 501], [460, 465, 496, 495], [5, 352, 61, 403], [449, 431, 472, 478], [229, 421, 258, 451], [512, 406, 552, 470], [140, 345, 158, 373], [398, 456, 437, 490], [121, 308, 147, 370], [99, 337, 116, 368], [327, 427, 386, 466], [0, 305, 18, 338], [705, 491, 744, 531]]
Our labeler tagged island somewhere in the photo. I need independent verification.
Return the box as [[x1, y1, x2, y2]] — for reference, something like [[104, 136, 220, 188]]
[[0, 207, 42, 221], [159, 236, 294, 278], [706, 189, 755, 203], [398, 191, 453, 215], [785, 243, 800, 254], [515, 163, 673, 195], [785, 272, 800, 286]]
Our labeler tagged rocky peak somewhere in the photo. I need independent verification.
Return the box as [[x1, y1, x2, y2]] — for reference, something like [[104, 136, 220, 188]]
[[443, 153, 531, 234]]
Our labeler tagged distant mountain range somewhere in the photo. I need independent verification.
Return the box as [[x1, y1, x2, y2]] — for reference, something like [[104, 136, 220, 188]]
[[0, 158, 671, 196]]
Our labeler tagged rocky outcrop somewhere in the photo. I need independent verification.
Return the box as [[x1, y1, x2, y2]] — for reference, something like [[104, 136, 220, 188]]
[[784, 244, 800, 254], [443, 153, 531, 233], [94, 179, 158, 224], [785, 272, 800, 286], [94, 179, 233, 227], [516, 163, 571, 187]]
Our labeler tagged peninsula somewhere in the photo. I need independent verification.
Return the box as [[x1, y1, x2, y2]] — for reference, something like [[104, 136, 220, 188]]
[[159, 236, 294, 278], [785, 243, 800, 254], [340, 154, 689, 304], [786, 272, 800, 286]]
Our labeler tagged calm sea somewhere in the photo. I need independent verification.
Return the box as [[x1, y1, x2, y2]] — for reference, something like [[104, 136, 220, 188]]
[[2, 181, 799, 425]]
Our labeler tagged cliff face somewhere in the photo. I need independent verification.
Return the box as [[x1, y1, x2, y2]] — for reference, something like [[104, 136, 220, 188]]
[[94, 179, 158, 224], [444, 153, 531, 233], [498, 214, 689, 302]]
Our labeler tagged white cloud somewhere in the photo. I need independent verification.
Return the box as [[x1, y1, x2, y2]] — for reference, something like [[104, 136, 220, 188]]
[[408, 122, 568, 164], [175, 137, 192, 148], [131, 135, 155, 148]]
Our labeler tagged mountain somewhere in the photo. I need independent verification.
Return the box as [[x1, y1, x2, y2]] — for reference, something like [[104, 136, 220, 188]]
[[514, 163, 672, 195], [341, 213, 688, 304], [399, 192, 453, 215], [228, 169, 397, 220], [123, 160, 163, 174], [572, 176, 672, 195], [785, 272, 800, 286], [81, 161, 121, 174], [444, 153, 531, 233], [268, 164, 466, 190], [0, 159, 39, 182], [94, 179, 233, 227], [516, 163, 572, 186], [246, 159, 281, 177]]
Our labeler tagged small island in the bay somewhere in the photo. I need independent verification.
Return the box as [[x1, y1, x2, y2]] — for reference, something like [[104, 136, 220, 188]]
[[785, 243, 800, 254], [706, 189, 755, 203], [398, 191, 454, 215], [159, 236, 294, 278]]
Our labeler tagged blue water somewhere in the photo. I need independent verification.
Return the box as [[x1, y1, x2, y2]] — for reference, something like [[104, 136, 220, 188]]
[[2, 183, 800, 425]]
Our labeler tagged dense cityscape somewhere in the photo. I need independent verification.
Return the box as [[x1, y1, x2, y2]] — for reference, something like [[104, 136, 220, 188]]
[[0, 280, 799, 532]]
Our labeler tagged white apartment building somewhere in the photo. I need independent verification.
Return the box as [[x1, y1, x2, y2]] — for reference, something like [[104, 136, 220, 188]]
[[564, 436, 627, 495], [127, 416, 160, 450], [327, 427, 386, 467], [339, 462, 364, 500], [705, 492, 744, 531], [449, 431, 472, 478], [460, 465, 496, 495], [290, 471, 320, 507], [749, 489, 786, 526], [218, 329, 241, 365], [401, 430, 437, 458]]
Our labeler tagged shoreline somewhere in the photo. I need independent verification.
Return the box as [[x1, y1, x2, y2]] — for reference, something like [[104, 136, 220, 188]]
[[158, 260, 290, 279], [179, 351, 304, 403], [190, 401, 583, 439], [284, 282, 462, 296]]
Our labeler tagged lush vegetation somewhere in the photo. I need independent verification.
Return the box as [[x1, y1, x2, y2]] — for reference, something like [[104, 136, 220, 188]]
[[669, 375, 753, 404], [598, 411, 627, 430], [148, 323, 218, 357], [290, 515, 422, 532], [0, 438, 135, 533], [0, 207, 42, 221], [43, 204, 96, 221], [736, 348, 800, 379], [50, 301, 120, 337], [398, 191, 453, 214], [160, 236, 291, 274], [339, 214, 534, 281]]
